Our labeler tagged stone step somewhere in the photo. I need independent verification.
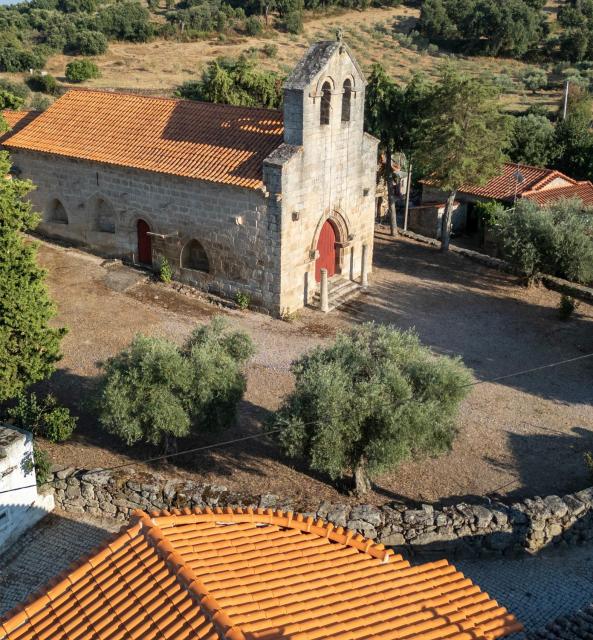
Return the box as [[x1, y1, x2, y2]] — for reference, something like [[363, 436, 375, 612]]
[[312, 277, 362, 311]]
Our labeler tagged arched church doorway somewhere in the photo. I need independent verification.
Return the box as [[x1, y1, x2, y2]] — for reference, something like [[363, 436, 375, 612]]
[[315, 219, 337, 282], [137, 219, 152, 265]]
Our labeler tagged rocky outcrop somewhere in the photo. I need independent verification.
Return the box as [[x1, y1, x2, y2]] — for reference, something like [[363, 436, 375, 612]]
[[50, 467, 593, 559]]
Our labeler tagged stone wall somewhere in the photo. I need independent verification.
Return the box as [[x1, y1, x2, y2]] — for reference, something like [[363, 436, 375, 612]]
[[10, 150, 281, 313], [0, 425, 54, 552], [50, 467, 593, 559]]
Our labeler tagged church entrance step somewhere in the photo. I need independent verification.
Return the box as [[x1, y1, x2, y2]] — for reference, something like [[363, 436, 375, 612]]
[[312, 276, 362, 311]]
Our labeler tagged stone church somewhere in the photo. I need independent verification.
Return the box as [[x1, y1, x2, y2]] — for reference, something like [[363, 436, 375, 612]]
[[1, 40, 378, 315]]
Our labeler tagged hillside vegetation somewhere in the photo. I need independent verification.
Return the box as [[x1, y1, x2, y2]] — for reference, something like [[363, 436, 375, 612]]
[[0, 0, 576, 114]]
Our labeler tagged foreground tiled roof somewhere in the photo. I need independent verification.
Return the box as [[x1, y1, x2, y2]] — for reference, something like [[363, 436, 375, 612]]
[[2, 91, 284, 189], [0, 110, 40, 143], [0, 507, 522, 640], [423, 163, 576, 203], [522, 181, 593, 207]]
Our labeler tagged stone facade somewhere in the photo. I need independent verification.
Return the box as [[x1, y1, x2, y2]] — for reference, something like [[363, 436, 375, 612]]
[[0, 424, 54, 552], [8, 41, 377, 316], [51, 467, 593, 560]]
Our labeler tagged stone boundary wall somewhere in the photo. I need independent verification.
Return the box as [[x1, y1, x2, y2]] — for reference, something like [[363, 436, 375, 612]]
[[399, 229, 593, 304], [51, 468, 593, 559]]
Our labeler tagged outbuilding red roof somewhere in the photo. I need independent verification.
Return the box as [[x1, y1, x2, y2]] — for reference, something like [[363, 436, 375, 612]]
[[0, 507, 523, 640], [423, 163, 576, 203], [2, 91, 284, 190], [522, 180, 593, 207]]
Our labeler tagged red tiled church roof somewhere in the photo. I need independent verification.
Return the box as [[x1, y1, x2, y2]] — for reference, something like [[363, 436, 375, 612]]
[[0, 507, 522, 640], [0, 110, 40, 143], [2, 91, 284, 190]]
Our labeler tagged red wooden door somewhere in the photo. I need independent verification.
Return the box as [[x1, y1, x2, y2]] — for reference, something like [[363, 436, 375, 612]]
[[137, 219, 152, 265], [315, 220, 337, 282]]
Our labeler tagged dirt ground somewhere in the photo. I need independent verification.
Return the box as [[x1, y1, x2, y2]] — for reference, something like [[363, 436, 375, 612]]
[[34, 231, 593, 508]]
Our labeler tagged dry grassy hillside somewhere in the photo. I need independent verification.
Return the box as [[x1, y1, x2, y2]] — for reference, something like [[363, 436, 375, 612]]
[[21, 2, 563, 114]]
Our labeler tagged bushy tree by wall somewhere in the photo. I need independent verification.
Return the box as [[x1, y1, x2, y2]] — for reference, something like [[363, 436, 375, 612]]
[[65, 58, 101, 82], [275, 324, 472, 495], [495, 198, 593, 284], [0, 151, 65, 402], [98, 317, 254, 449]]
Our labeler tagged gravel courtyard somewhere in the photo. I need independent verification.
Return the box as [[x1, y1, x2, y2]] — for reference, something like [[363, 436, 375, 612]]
[[34, 230, 593, 507]]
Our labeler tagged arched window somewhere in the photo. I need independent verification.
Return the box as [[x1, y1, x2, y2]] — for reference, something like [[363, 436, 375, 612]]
[[95, 198, 115, 233], [320, 81, 331, 126], [182, 239, 209, 273], [341, 78, 352, 122], [48, 198, 68, 224]]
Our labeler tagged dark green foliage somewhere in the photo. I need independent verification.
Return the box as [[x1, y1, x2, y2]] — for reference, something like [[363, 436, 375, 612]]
[[0, 152, 65, 402], [97, 2, 154, 42], [553, 88, 593, 181], [558, 1, 593, 61], [0, 79, 30, 102], [0, 44, 46, 72], [521, 67, 547, 93], [419, 0, 546, 58], [98, 317, 255, 449], [58, 0, 96, 13], [495, 199, 593, 284], [165, 1, 244, 37], [275, 324, 472, 494], [558, 294, 578, 320], [0, 90, 25, 111], [33, 445, 52, 485], [70, 30, 109, 55], [235, 291, 250, 309], [508, 113, 557, 167], [176, 55, 282, 108], [245, 15, 262, 34], [26, 73, 60, 96], [7, 392, 77, 442], [65, 58, 100, 82]]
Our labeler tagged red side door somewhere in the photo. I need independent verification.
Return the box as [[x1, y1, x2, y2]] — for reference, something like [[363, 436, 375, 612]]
[[315, 220, 337, 282], [137, 219, 152, 265]]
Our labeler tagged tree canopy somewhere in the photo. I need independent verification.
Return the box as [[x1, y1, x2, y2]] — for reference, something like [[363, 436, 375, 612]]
[[0, 151, 65, 402], [98, 317, 255, 449], [275, 324, 472, 495], [414, 64, 510, 249]]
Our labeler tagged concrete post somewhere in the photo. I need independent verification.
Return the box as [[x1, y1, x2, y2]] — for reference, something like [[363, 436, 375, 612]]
[[320, 268, 329, 313], [361, 244, 369, 288]]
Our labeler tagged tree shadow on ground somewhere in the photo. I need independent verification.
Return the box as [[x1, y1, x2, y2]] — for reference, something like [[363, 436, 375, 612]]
[[342, 235, 593, 405]]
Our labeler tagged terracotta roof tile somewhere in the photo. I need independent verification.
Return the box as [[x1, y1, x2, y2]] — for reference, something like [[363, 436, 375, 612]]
[[423, 163, 576, 202], [0, 110, 40, 143], [522, 180, 593, 207], [2, 91, 284, 190], [0, 508, 522, 640]]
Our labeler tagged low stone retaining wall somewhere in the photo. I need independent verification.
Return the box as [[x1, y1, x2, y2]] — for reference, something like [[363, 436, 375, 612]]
[[51, 467, 593, 559], [399, 229, 593, 304]]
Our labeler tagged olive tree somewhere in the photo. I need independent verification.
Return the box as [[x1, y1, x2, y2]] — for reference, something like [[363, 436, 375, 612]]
[[275, 324, 472, 495], [98, 317, 254, 449]]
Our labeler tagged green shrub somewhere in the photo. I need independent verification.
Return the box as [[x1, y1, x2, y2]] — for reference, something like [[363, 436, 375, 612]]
[[245, 16, 263, 35], [70, 30, 109, 56], [29, 93, 52, 111], [26, 73, 60, 96], [235, 291, 250, 310], [65, 58, 100, 82], [158, 256, 173, 283], [0, 79, 30, 101], [495, 199, 593, 284], [283, 9, 303, 34], [275, 324, 472, 495], [521, 67, 548, 93], [7, 392, 77, 442], [558, 294, 578, 320], [33, 445, 52, 485], [97, 2, 154, 42], [262, 43, 278, 58], [97, 317, 255, 449]]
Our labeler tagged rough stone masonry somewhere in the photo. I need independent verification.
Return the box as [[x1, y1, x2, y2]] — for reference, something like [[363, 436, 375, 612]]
[[51, 467, 593, 559]]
